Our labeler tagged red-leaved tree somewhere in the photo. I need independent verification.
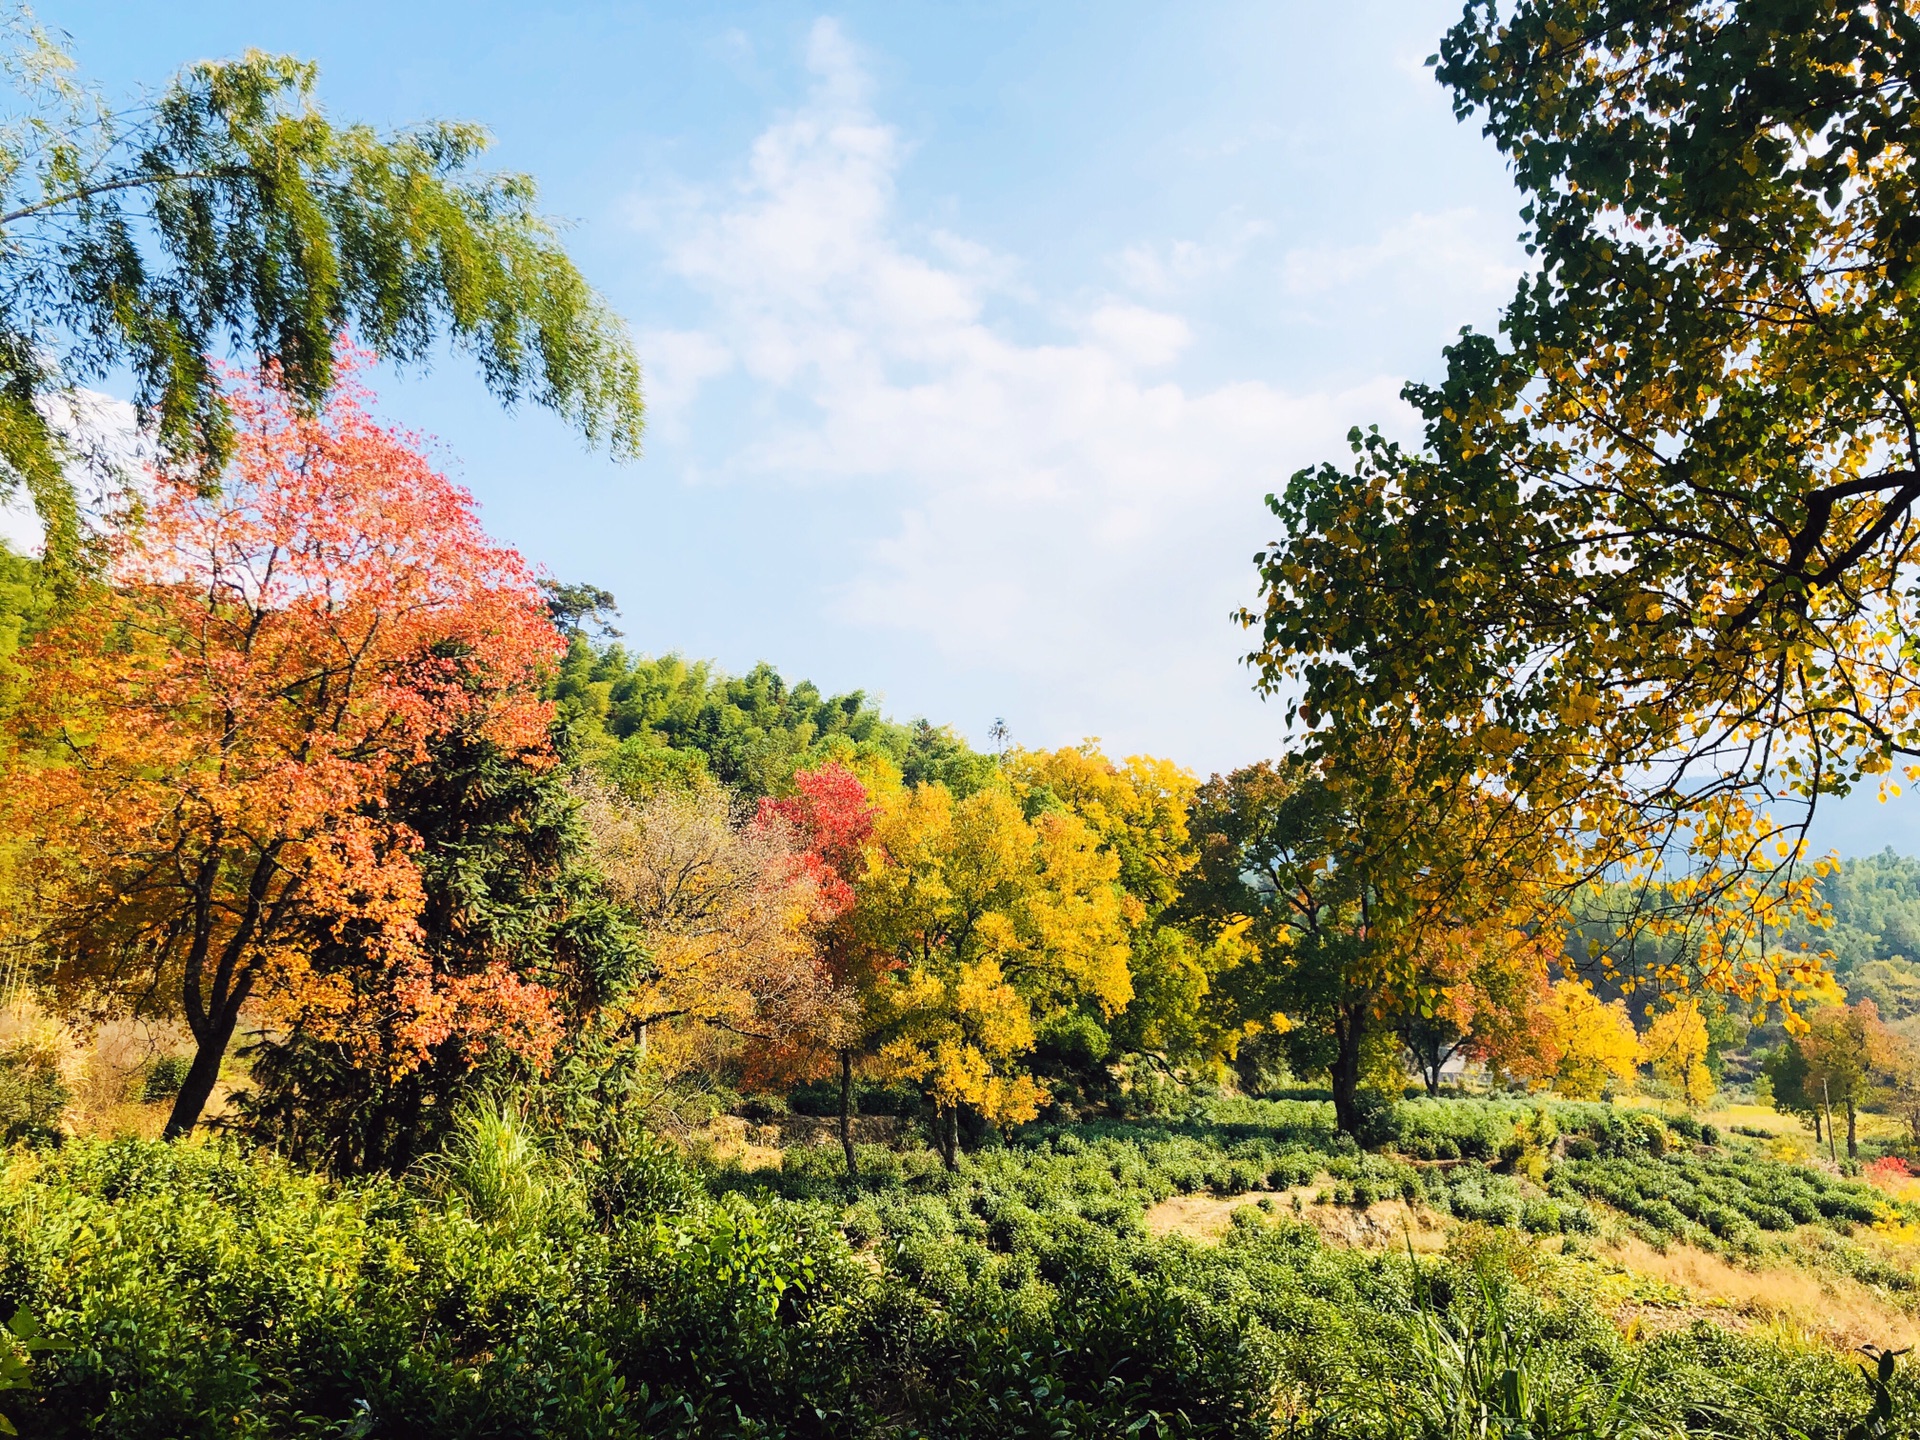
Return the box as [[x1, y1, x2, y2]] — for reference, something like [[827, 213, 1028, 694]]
[[751, 761, 883, 1169], [5, 364, 563, 1137]]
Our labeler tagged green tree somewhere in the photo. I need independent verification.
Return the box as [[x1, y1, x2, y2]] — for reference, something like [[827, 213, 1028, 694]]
[[1850, 958, 1920, 1023], [1182, 744, 1547, 1136], [1242, 1, 1920, 996], [0, 12, 642, 571], [0, 540, 44, 924], [1786, 851, 1920, 998], [1762, 1038, 1823, 1145], [554, 639, 991, 799]]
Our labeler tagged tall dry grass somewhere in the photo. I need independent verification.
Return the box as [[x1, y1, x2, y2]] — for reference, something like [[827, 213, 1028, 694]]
[[0, 1001, 194, 1138], [1604, 1234, 1920, 1351]]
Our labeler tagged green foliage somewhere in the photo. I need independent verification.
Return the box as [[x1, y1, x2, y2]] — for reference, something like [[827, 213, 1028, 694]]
[[0, 1047, 62, 1148], [136, 1056, 188, 1105], [0, 1308, 67, 1438], [0, 1087, 1909, 1438], [555, 639, 992, 800], [1341, 1269, 1652, 1440], [0, 17, 642, 573], [1557, 1152, 1886, 1253], [1780, 852, 1920, 1018], [0, 541, 44, 712]]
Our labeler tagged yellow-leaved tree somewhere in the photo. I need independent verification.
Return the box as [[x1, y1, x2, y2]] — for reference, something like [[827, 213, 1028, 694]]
[[1002, 744, 1231, 1074], [1643, 998, 1714, 1110], [1539, 981, 1641, 1101], [855, 766, 1131, 1165]]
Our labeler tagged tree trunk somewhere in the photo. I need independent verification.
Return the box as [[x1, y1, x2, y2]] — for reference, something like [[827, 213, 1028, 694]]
[[838, 1048, 857, 1178], [1329, 1017, 1364, 1138], [936, 1106, 958, 1171], [1846, 1099, 1859, 1160], [1811, 1108, 1823, 1143], [164, 1001, 243, 1139]]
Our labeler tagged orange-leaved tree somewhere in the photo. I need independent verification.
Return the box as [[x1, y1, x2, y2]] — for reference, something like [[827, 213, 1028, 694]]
[[4, 366, 563, 1138], [1392, 921, 1563, 1096], [751, 759, 882, 1172]]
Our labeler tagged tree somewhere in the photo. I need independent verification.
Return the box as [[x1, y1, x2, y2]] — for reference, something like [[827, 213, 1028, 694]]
[[1183, 759, 1393, 1132], [1644, 999, 1715, 1110], [1763, 1038, 1824, 1144], [752, 760, 879, 1173], [575, 779, 842, 1075], [541, 581, 623, 641], [1003, 745, 1197, 921], [854, 776, 1132, 1165], [1872, 1025, 1920, 1148], [1539, 981, 1641, 1101], [0, 13, 642, 571], [4, 368, 563, 1137], [233, 727, 634, 1175], [0, 540, 47, 932], [553, 642, 992, 800], [1239, 1, 1920, 1000], [1004, 744, 1209, 1082], [1798, 1001, 1892, 1160], [1182, 733, 1559, 1136], [1393, 922, 1562, 1096]]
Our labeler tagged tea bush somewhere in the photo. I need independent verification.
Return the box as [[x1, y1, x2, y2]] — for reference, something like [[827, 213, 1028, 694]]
[[0, 1092, 1913, 1437], [1559, 1151, 1883, 1244]]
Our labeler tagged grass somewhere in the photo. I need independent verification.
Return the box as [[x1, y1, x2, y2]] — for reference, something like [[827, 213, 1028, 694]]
[[1601, 1233, 1920, 1350]]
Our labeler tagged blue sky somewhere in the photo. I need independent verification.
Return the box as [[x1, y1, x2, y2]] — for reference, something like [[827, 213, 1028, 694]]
[[31, 1, 1920, 854]]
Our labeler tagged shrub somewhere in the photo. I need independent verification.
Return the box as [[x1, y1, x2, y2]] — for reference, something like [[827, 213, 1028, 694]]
[[0, 1052, 65, 1147], [138, 1056, 191, 1105], [0, 1089, 1900, 1438]]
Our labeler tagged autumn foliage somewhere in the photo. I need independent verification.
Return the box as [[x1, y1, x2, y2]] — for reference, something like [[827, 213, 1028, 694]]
[[0, 373, 1840, 1154], [576, 778, 846, 1071], [5, 365, 564, 1136]]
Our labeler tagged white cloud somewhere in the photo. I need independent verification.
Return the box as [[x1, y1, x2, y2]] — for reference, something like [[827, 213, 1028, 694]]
[[631, 17, 1415, 763], [1084, 304, 1192, 368], [1116, 218, 1273, 295], [1281, 207, 1522, 307], [634, 327, 734, 442]]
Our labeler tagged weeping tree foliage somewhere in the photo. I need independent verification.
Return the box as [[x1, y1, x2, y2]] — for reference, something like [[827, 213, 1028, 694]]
[[1244, 1, 1920, 1004], [0, 8, 643, 574]]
